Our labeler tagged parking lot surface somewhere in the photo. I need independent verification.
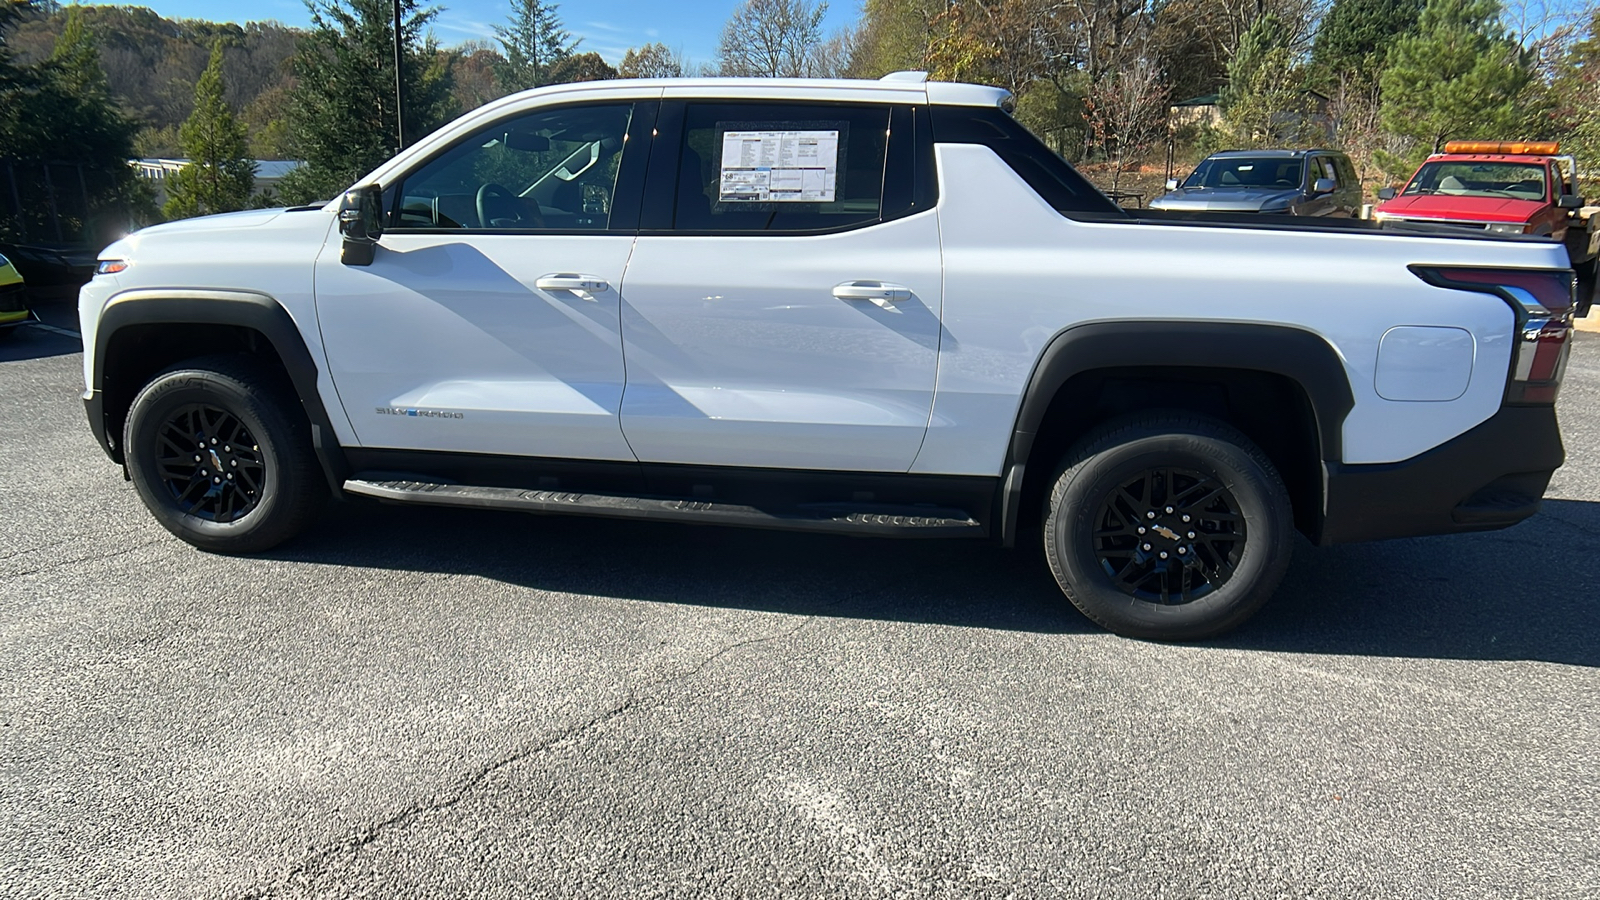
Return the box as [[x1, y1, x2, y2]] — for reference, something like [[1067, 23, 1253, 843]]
[[2, 303, 1597, 899]]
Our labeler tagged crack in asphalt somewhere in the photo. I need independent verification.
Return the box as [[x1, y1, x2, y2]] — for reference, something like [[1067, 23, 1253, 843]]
[[0, 537, 169, 579], [236, 594, 861, 899], [0, 536, 79, 562]]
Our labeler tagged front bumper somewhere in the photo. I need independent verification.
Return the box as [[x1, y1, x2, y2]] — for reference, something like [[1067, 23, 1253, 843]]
[[84, 390, 119, 463], [1319, 404, 1564, 545], [0, 280, 31, 326]]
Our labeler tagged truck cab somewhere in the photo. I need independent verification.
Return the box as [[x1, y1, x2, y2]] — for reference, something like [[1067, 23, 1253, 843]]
[[1373, 142, 1598, 288]]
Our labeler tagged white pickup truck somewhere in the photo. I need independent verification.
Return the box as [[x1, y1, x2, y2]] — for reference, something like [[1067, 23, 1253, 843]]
[[79, 74, 1574, 640]]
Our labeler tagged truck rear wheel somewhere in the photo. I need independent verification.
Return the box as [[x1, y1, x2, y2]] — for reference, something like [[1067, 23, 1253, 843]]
[[123, 355, 325, 553], [1042, 414, 1293, 641]]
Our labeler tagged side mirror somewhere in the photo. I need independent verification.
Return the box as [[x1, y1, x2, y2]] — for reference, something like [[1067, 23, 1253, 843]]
[[1377, 186, 1397, 201], [1558, 194, 1584, 209], [1312, 177, 1336, 195], [339, 184, 384, 266], [1165, 178, 1180, 191]]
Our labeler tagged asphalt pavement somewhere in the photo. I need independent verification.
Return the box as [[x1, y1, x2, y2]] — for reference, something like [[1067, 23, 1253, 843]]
[[2, 299, 1597, 899]]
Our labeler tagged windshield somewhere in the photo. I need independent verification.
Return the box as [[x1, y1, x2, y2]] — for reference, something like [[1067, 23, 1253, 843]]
[[1403, 161, 1549, 200], [1182, 158, 1304, 190]]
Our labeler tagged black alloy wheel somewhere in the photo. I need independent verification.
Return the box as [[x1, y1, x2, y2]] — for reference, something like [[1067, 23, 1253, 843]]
[[153, 404, 267, 523], [124, 355, 325, 553], [1091, 466, 1245, 605], [1043, 413, 1293, 641]]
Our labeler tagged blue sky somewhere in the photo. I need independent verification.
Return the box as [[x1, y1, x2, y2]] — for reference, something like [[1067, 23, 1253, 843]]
[[77, 0, 863, 69]]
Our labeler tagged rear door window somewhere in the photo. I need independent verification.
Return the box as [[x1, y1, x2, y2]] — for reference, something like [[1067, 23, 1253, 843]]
[[668, 102, 889, 233]]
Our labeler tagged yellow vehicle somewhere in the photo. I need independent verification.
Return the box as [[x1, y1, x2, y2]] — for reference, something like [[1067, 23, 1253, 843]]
[[0, 250, 34, 332]]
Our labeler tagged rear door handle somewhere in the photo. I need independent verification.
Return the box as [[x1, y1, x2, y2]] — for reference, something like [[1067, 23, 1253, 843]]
[[833, 281, 911, 309], [536, 274, 610, 295]]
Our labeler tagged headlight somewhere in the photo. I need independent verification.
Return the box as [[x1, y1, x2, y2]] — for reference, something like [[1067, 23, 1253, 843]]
[[1487, 223, 1528, 235], [95, 259, 129, 275]]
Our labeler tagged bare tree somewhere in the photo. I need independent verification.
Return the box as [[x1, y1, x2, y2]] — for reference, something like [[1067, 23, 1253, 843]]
[[717, 0, 828, 77], [1082, 57, 1169, 191], [809, 23, 862, 78], [1502, 0, 1583, 79]]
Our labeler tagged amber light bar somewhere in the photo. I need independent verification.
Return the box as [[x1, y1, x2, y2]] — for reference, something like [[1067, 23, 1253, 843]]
[[1441, 140, 1560, 155]]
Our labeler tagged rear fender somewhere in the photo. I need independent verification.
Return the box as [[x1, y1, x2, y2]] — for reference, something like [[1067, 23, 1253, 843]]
[[998, 321, 1356, 546]]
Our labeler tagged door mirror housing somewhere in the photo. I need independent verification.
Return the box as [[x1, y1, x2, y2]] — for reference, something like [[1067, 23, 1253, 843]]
[[1377, 186, 1398, 201], [1312, 177, 1336, 195], [1165, 178, 1179, 191], [339, 184, 384, 266], [1558, 193, 1584, 209]]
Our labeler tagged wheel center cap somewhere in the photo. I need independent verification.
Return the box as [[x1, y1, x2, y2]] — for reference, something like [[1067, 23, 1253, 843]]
[[1150, 524, 1180, 542], [208, 448, 224, 471]]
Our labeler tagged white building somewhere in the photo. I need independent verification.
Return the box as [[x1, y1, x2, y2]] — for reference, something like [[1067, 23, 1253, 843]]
[[130, 158, 304, 207]]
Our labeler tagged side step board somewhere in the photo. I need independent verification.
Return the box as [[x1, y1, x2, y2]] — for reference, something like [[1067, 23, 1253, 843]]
[[343, 479, 988, 539]]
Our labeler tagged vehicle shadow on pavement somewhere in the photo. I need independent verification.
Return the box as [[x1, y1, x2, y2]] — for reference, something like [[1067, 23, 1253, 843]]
[[0, 322, 80, 362], [269, 496, 1600, 667], [1224, 497, 1600, 667]]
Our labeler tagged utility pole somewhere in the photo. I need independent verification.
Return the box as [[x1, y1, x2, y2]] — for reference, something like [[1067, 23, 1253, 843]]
[[393, 0, 407, 153]]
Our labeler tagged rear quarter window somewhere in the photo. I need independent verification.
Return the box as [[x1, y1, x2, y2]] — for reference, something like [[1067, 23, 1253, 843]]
[[928, 106, 1119, 216]]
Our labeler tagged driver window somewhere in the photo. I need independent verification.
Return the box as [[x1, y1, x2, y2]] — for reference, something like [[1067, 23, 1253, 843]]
[[389, 103, 633, 231]]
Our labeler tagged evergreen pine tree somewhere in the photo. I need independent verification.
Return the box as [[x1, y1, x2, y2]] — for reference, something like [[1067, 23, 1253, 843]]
[[0, 5, 140, 241], [279, 0, 454, 205], [1218, 15, 1317, 148], [165, 41, 256, 219], [1380, 0, 1533, 155], [1313, 0, 1428, 84], [495, 0, 577, 91]]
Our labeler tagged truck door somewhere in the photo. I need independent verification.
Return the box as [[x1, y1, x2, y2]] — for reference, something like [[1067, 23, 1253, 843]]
[[1303, 156, 1341, 216], [313, 101, 654, 461], [615, 100, 942, 473]]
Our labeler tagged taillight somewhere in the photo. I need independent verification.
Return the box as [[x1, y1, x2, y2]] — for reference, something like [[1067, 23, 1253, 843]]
[[1411, 266, 1574, 404]]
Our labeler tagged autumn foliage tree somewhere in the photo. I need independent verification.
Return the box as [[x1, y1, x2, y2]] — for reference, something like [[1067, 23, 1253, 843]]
[[1082, 59, 1170, 191], [619, 42, 685, 78]]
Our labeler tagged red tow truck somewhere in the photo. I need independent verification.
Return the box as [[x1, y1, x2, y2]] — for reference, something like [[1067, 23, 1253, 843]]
[[1374, 141, 1597, 308]]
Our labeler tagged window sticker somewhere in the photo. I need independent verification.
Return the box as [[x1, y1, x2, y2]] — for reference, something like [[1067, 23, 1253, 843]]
[[718, 130, 839, 202]]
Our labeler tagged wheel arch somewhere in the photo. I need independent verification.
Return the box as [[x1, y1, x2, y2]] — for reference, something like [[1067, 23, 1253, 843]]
[[997, 321, 1356, 547], [87, 289, 348, 491]]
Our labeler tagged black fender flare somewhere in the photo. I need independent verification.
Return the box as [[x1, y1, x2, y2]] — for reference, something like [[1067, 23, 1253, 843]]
[[997, 320, 1356, 546], [86, 288, 349, 492]]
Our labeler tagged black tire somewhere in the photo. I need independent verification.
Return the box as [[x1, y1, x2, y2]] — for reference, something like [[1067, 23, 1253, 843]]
[[123, 354, 325, 553], [1042, 413, 1293, 641]]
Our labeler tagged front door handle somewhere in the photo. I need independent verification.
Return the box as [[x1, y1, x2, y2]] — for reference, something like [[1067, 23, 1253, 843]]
[[833, 281, 911, 309], [536, 274, 610, 295]]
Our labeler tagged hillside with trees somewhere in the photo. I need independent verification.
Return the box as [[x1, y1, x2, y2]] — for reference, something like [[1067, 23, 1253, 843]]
[[8, 0, 1600, 244]]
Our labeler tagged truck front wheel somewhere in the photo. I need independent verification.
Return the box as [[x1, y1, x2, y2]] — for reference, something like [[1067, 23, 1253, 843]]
[[1042, 414, 1293, 641], [123, 355, 325, 553]]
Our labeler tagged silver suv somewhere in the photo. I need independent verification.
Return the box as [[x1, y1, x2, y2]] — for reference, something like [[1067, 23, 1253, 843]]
[[1151, 149, 1363, 216]]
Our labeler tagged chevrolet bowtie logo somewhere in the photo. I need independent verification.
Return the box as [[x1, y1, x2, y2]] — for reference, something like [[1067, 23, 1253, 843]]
[[1151, 524, 1180, 541]]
